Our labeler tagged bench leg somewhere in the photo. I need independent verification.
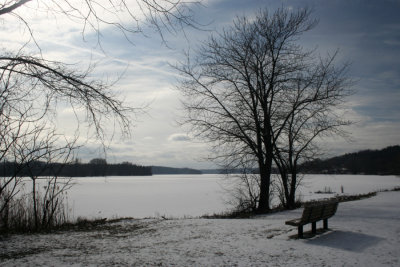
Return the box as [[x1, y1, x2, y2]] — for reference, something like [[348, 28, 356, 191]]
[[312, 222, 317, 234], [323, 219, 328, 229], [298, 226, 303, 238]]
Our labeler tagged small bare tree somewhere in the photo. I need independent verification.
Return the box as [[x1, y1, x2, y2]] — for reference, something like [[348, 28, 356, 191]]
[[221, 156, 260, 213], [177, 7, 352, 212], [0, 120, 77, 230], [0, 72, 77, 230]]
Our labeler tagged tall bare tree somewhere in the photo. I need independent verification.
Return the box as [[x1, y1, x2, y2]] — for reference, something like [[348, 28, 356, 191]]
[[177, 7, 352, 212]]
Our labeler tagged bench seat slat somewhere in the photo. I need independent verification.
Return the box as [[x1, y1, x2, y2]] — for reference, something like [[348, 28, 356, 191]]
[[285, 219, 302, 226]]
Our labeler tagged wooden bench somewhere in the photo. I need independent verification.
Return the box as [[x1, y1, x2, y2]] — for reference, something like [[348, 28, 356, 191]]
[[285, 200, 339, 238]]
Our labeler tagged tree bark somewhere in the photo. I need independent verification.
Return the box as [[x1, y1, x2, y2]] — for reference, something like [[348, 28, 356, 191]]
[[257, 154, 272, 213]]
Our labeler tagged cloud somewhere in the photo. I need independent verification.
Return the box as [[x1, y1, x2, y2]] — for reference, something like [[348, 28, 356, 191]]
[[168, 133, 191, 142]]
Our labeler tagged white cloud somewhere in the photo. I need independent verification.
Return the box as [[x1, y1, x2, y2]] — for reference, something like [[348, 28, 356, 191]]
[[168, 133, 191, 142]]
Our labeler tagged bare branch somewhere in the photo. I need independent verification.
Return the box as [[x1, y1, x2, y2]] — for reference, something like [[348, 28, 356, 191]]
[[0, 0, 32, 16]]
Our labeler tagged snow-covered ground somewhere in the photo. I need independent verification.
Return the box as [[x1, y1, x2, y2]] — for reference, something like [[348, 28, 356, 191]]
[[1, 190, 399, 266]]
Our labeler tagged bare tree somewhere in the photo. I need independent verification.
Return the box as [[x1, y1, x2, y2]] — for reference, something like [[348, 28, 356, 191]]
[[177, 8, 352, 212], [0, 70, 77, 230], [0, 108, 76, 230], [1, 0, 201, 231], [272, 51, 353, 209]]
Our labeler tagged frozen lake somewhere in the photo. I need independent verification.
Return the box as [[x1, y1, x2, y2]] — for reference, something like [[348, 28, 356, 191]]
[[67, 174, 226, 219], [64, 174, 400, 219]]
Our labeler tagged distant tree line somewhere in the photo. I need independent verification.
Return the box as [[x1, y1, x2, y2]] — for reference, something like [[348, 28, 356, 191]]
[[151, 166, 202, 175], [300, 145, 400, 175], [0, 158, 152, 177]]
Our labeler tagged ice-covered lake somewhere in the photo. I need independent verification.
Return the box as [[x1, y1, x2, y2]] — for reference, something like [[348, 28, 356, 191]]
[[64, 174, 400, 219]]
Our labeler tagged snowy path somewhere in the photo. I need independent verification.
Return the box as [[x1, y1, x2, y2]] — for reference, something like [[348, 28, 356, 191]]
[[1, 191, 399, 266]]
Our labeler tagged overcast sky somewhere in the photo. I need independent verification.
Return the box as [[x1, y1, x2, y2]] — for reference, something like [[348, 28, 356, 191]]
[[2, 0, 400, 169]]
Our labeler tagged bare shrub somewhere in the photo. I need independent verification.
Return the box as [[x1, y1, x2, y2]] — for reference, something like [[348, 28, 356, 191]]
[[0, 177, 72, 232]]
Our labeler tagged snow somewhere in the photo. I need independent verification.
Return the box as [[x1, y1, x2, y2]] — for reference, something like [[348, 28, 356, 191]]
[[1, 190, 400, 266], [64, 174, 400, 219], [66, 175, 227, 219]]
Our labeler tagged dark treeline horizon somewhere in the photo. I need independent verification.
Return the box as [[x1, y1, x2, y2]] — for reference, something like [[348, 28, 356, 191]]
[[1, 145, 399, 177], [204, 145, 400, 175], [0, 160, 152, 177], [300, 145, 400, 175]]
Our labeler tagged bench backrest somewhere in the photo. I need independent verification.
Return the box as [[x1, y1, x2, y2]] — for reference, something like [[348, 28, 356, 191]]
[[321, 202, 338, 219], [300, 201, 338, 223]]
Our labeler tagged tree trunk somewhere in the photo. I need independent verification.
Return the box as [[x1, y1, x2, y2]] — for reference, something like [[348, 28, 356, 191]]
[[281, 172, 290, 209], [257, 155, 272, 213], [288, 171, 297, 209], [32, 179, 38, 230], [257, 173, 270, 213]]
